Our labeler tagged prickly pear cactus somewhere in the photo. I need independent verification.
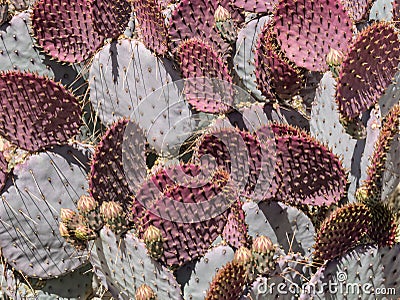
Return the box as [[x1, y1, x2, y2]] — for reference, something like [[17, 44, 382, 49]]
[[0, 0, 399, 297]]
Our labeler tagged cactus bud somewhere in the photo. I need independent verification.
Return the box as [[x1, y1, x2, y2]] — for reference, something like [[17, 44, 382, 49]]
[[233, 246, 252, 265], [74, 224, 96, 241], [326, 48, 344, 66], [135, 284, 157, 300], [100, 201, 128, 234], [252, 235, 274, 253], [251, 236, 276, 277], [214, 5, 237, 44], [59, 222, 70, 238], [100, 201, 123, 222], [77, 195, 98, 214], [326, 48, 344, 78], [60, 208, 78, 224], [214, 5, 231, 22], [143, 225, 164, 259]]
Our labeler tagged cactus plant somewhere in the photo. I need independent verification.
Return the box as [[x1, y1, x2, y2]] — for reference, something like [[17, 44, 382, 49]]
[[0, 0, 399, 297]]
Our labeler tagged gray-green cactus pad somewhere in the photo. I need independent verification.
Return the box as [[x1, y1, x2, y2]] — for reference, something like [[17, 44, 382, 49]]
[[90, 227, 182, 299], [243, 200, 315, 257], [310, 244, 400, 299], [234, 16, 270, 101], [0, 144, 91, 278], [183, 244, 235, 300]]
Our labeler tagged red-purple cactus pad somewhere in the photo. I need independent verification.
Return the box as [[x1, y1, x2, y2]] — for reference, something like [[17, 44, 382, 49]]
[[368, 202, 398, 248], [132, 0, 168, 55], [341, 0, 373, 22], [357, 103, 400, 202], [232, 0, 277, 13], [90, 0, 132, 39], [31, 0, 104, 63], [274, 0, 353, 72], [255, 21, 304, 100], [0, 151, 7, 191], [193, 125, 276, 201], [0, 71, 81, 152], [132, 164, 232, 267], [205, 261, 247, 300], [178, 38, 233, 113], [89, 119, 147, 210], [336, 22, 400, 120], [261, 123, 348, 206], [168, 0, 241, 59], [313, 203, 372, 262], [222, 200, 249, 248]]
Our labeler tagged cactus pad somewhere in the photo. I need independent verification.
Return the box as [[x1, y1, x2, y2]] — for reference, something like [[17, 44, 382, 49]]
[[178, 38, 233, 113], [132, 164, 232, 267], [90, 227, 182, 299], [0, 145, 91, 278], [132, 0, 168, 55], [316, 244, 400, 298], [336, 22, 400, 120], [313, 203, 372, 262], [342, 0, 372, 22], [90, 119, 146, 209], [168, 0, 241, 58], [243, 200, 315, 256], [205, 261, 246, 300], [274, 0, 353, 71], [0, 151, 7, 191], [263, 123, 348, 206], [184, 244, 235, 299], [255, 21, 304, 100], [31, 0, 104, 63], [232, 0, 277, 13], [358, 103, 400, 201], [234, 16, 270, 101], [91, 0, 131, 39], [0, 71, 82, 152]]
